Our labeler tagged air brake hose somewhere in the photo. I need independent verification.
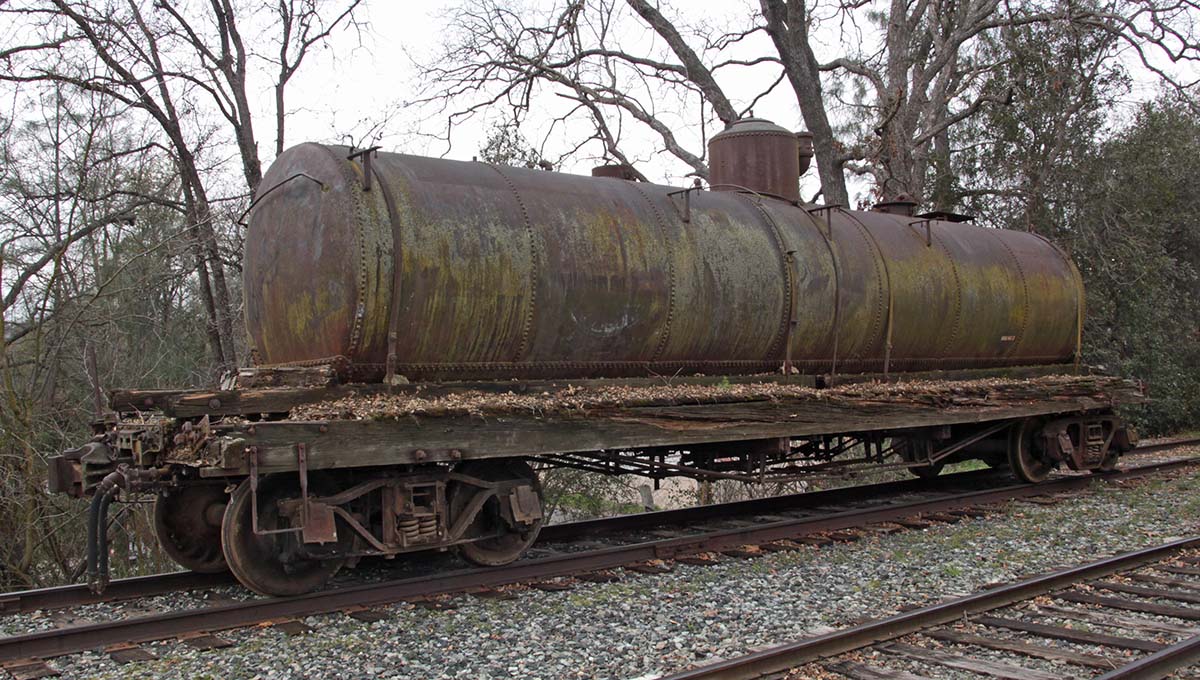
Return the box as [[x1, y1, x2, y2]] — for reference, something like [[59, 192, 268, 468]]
[[86, 470, 127, 594]]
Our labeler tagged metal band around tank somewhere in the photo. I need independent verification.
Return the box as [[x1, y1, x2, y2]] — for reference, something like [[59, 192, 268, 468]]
[[930, 233, 964, 357], [838, 209, 895, 368], [371, 160, 405, 384], [740, 195, 795, 361], [804, 206, 843, 376], [483, 164, 538, 362], [832, 208, 887, 361], [629, 183, 677, 362]]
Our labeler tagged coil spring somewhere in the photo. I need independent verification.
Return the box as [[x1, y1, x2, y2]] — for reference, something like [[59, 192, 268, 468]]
[[418, 516, 437, 537], [398, 517, 420, 544], [398, 516, 439, 545]]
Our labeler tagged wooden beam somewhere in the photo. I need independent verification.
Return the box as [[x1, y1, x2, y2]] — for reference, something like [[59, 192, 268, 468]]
[[973, 615, 1166, 651], [879, 641, 1060, 680], [196, 392, 1121, 476], [924, 629, 1116, 669]]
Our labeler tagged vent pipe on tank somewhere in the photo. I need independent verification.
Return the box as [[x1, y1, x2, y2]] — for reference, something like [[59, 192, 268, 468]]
[[707, 118, 813, 202]]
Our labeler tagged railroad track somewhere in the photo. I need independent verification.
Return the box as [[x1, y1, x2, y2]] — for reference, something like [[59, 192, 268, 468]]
[[6, 435, 1196, 617], [664, 536, 1200, 680], [0, 451, 1195, 675], [0, 464, 1014, 616]]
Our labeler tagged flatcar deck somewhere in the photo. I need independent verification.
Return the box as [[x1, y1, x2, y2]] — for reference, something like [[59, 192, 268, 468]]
[[123, 371, 1142, 477]]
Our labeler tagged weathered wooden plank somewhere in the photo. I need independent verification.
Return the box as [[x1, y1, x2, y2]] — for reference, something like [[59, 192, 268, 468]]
[[113, 363, 1089, 417], [112, 386, 344, 417], [973, 615, 1165, 651], [201, 394, 1116, 475], [1126, 573, 1200, 591], [1036, 603, 1200, 635], [924, 629, 1116, 669], [1058, 591, 1200, 620], [1157, 566, 1200, 577], [1093, 580, 1200, 604], [879, 641, 1060, 680], [0, 658, 59, 680], [115, 375, 825, 417], [824, 661, 935, 680]]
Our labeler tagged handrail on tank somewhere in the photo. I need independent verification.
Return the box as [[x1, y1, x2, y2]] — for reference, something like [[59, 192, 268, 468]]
[[236, 172, 326, 227]]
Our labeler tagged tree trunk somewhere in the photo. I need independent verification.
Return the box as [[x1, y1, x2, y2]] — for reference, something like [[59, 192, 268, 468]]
[[760, 0, 849, 206]]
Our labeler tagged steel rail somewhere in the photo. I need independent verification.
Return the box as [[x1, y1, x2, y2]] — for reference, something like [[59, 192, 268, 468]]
[[0, 456, 1193, 663], [662, 535, 1200, 680], [1095, 633, 1200, 680], [2, 437, 1195, 617], [0, 572, 235, 616], [1131, 435, 1200, 454]]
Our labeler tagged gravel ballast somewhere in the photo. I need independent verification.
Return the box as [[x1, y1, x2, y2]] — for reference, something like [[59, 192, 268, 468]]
[[42, 454, 1200, 679]]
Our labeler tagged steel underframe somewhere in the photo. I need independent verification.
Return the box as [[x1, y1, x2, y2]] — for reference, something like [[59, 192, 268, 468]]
[[539, 427, 989, 484]]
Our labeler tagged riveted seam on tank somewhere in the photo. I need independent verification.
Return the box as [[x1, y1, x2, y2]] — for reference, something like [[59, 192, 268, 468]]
[[345, 158, 371, 361], [629, 183, 676, 362], [838, 210, 887, 360], [483, 164, 537, 361], [929, 232, 964, 357], [742, 197, 794, 361], [842, 212, 896, 368], [986, 229, 1029, 358]]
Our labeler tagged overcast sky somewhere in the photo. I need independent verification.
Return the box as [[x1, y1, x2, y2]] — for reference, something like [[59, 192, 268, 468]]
[[221, 0, 1194, 202], [255, 1, 826, 193]]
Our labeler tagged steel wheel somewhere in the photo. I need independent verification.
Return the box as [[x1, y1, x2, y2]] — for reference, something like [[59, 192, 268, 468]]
[[1008, 418, 1053, 483], [221, 474, 347, 596], [450, 460, 544, 566], [154, 485, 229, 573]]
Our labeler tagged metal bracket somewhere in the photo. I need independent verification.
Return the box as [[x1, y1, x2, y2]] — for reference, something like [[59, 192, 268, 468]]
[[907, 219, 934, 246], [246, 446, 301, 537], [297, 442, 309, 526], [805, 204, 844, 238], [347, 146, 381, 192], [667, 178, 704, 223], [509, 485, 543, 524]]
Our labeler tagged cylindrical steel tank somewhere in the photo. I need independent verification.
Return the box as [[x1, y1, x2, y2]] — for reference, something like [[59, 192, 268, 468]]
[[244, 143, 1083, 381]]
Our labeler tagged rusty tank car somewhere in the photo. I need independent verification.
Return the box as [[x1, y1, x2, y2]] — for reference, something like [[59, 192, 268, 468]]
[[245, 121, 1081, 381], [48, 118, 1141, 596]]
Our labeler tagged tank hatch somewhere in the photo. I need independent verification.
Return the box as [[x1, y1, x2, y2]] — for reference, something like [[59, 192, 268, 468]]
[[707, 117, 812, 202]]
